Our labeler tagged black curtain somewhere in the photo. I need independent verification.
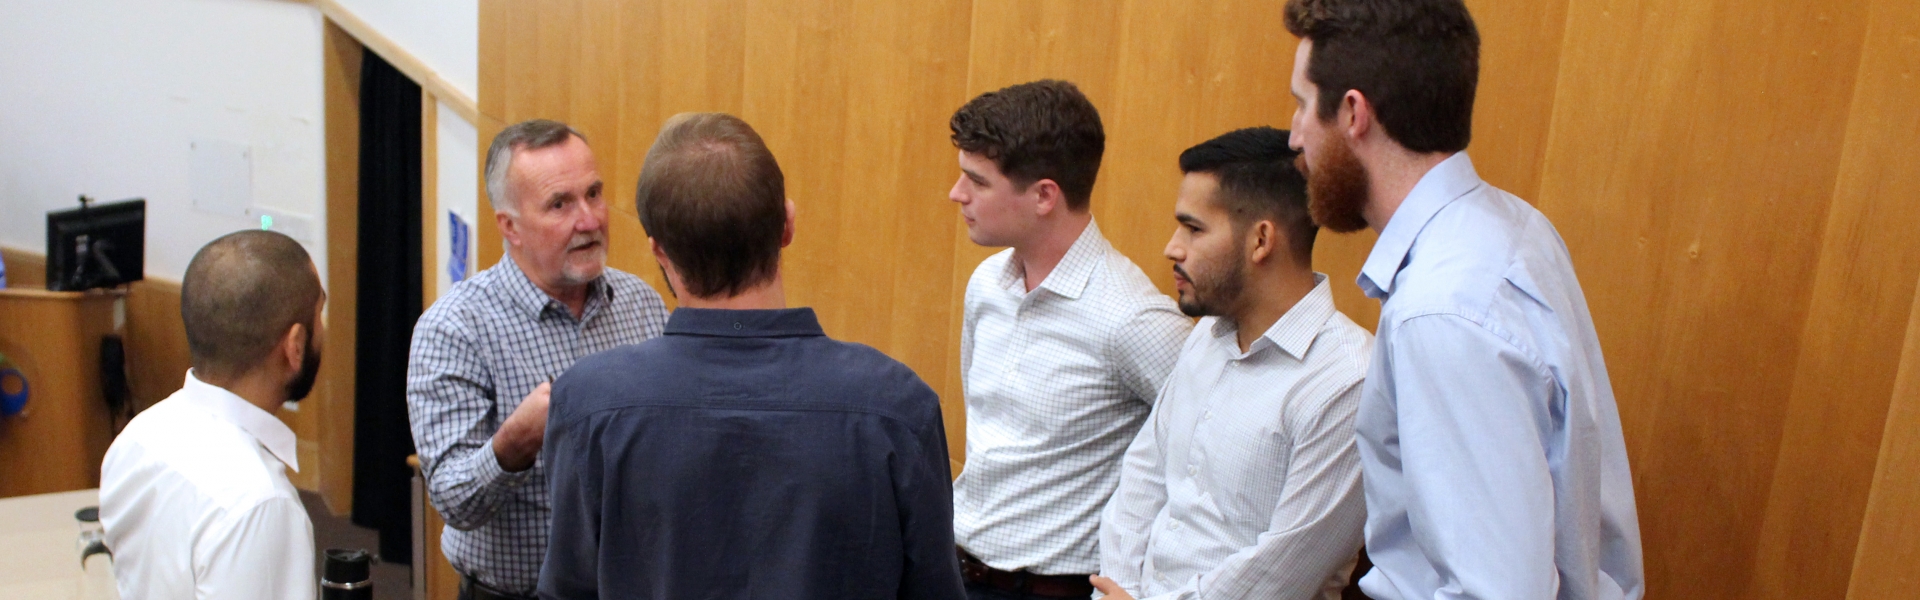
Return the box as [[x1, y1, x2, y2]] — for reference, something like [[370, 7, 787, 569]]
[[352, 48, 422, 563]]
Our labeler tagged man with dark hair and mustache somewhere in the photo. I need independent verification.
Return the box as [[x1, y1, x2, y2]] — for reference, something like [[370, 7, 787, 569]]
[[101, 229, 327, 599], [1284, 1, 1644, 599], [1093, 127, 1371, 600], [408, 119, 668, 600]]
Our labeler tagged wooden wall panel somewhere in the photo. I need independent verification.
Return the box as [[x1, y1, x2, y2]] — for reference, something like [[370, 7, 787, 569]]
[[122, 281, 187, 415], [1839, 1, 1920, 597], [0, 247, 47, 288], [1757, 0, 1920, 595], [1850, 279, 1920, 598], [479, 0, 1920, 594], [320, 19, 363, 514], [1460, 0, 1571, 202], [1537, 0, 1871, 597]]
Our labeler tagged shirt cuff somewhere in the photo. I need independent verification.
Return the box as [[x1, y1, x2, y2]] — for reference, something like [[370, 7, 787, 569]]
[[471, 441, 534, 490]]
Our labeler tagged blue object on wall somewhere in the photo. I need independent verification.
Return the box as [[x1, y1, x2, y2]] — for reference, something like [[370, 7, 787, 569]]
[[0, 353, 27, 416], [448, 211, 470, 284]]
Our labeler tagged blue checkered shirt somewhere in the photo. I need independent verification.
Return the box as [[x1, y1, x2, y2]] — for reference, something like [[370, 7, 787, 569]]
[[406, 256, 667, 594]]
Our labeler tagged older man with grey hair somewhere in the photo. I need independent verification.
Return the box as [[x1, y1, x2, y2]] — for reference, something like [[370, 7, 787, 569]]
[[407, 119, 669, 600]]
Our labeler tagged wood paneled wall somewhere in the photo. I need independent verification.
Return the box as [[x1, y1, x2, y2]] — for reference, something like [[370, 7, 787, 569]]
[[477, 1, 1920, 597]]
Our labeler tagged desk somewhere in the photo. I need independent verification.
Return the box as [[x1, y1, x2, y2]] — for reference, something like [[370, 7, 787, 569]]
[[0, 288, 121, 498], [0, 488, 117, 599]]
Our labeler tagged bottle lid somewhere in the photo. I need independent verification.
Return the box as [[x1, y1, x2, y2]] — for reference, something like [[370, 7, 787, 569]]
[[322, 548, 372, 584]]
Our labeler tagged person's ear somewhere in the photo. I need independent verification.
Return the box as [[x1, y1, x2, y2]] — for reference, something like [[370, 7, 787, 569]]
[[496, 210, 522, 248], [781, 198, 797, 248], [1247, 220, 1278, 266], [1342, 89, 1373, 142], [650, 237, 683, 296], [1030, 179, 1065, 217], [279, 322, 308, 375]]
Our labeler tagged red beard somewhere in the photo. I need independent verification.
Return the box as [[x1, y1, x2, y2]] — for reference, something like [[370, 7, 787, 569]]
[[1297, 133, 1372, 233]]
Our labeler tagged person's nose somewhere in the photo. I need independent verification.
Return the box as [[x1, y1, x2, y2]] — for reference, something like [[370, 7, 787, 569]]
[[574, 199, 604, 232], [948, 176, 967, 204]]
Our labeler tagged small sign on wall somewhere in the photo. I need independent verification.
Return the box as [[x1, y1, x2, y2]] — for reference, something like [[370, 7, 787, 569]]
[[448, 210, 470, 284], [190, 138, 251, 217]]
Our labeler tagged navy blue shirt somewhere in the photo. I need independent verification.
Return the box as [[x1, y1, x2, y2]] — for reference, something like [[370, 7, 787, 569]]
[[538, 307, 965, 600]]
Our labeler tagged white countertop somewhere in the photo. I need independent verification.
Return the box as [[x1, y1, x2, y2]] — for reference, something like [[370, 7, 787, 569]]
[[0, 489, 117, 600]]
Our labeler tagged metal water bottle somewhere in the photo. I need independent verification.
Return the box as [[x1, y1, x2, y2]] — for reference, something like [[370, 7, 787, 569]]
[[320, 548, 373, 600]]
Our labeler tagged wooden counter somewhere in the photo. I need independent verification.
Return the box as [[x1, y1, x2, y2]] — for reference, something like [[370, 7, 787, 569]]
[[0, 288, 122, 498]]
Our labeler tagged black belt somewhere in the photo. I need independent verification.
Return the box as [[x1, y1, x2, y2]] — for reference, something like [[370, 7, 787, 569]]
[[462, 573, 536, 600], [957, 548, 1095, 599]]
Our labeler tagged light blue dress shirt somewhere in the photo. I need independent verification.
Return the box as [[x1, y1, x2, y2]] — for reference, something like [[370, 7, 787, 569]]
[[1353, 153, 1645, 600]]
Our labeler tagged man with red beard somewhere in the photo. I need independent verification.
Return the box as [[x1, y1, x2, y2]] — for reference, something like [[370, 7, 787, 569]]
[[1282, 1, 1645, 599], [408, 120, 668, 600], [1093, 127, 1371, 600]]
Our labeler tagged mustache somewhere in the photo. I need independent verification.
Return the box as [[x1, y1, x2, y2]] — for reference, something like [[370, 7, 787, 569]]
[[567, 232, 606, 251], [1172, 264, 1190, 282]]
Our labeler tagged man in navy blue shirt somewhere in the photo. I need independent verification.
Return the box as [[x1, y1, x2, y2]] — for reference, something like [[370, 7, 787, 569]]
[[538, 112, 965, 600]]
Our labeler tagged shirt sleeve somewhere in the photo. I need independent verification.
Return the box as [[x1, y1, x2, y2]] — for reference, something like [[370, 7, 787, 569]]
[[537, 378, 600, 600], [1388, 314, 1558, 599], [1098, 390, 1173, 595], [1107, 304, 1192, 406], [1150, 380, 1368, 600], [895, 381, 967, 600], [193, 496, 316, 600], [407, 311, 533, 531]]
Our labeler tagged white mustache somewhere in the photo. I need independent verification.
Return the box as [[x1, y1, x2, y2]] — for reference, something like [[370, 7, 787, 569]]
[[567, 234, 605, 251]]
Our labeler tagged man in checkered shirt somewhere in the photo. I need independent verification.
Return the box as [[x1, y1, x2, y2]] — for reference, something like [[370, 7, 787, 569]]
[[945, 80, 1193, 599], [406, 119, 667, 600]]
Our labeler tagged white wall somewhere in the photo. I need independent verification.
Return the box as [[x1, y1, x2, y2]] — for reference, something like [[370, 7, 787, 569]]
[[435, 102, 480, 297], [334, 0, 479, 101], [0, 0, 326, 282], [335, 0, 480, 301]]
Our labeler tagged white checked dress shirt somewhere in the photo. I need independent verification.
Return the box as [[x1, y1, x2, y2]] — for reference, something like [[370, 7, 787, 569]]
[[955, 220, 1193, 575], [407, 256, 667, 594], [101, 370, 315, 600], [1355, 153, 1644, 599], [1100, 275, 1371, 600]]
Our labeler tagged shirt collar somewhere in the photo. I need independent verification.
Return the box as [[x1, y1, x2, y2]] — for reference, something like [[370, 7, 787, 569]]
[[1358, 151, 1484, 299], [498, 254, 614, 321], [178, 370, 300, 472], [664, 307, 827, 338], [999, 219, 1108, 300], [1208, 273, 1337, 360]]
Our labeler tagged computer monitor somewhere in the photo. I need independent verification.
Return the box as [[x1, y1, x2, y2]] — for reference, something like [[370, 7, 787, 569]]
[[46, 198, 146, 291]]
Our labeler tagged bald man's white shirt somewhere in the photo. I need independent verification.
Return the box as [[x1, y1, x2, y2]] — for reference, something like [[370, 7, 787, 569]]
[[101, 371, 316, 600]]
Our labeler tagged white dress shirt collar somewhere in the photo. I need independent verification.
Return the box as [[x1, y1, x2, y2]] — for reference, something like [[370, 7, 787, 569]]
[[996, 219, 1107, 300], [1360, 151, 1485, 299], [1208, 273, 1337, 361], [180, 370, 299, 473]]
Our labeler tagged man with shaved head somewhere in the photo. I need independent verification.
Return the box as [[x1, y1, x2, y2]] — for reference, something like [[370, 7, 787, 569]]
[[409, 119, 669, 600], [101, 229, 327, 600]]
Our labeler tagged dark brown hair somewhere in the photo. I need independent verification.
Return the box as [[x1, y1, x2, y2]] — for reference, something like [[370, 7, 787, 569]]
[[1284, 0, 1480, 153], [181, 230, 324, 378], [634, 113, 786, 299], [949, 79, 1106, 211], [1179, 127, 1317, 263]]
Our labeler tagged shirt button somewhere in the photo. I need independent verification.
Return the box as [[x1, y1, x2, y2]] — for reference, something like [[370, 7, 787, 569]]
[[1203, 411, 1213, 420], [1167, 521, 1180, 531], [1187, 465, 1198, 476]]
